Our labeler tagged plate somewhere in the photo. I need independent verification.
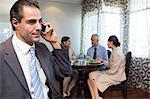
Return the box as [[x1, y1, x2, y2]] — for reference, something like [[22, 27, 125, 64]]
[[89, 62, 101, 64], [89, 62, 104, 65]]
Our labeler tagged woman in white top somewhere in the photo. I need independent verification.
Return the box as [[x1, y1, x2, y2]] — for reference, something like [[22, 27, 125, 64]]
[[61, 36, 78, 97], [87, 35, 126, 99]]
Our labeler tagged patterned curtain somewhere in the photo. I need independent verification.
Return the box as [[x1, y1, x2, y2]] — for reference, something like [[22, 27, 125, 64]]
[[128, 57, 150, 93], [82, 0, 99, 15]]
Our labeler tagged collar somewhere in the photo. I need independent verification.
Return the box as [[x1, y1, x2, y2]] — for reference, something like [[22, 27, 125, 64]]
[[92, 45, 99, 48], [12, 33, 35, 55]]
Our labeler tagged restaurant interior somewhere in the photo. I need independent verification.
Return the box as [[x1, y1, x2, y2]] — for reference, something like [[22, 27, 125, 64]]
[[0, 0, 149, 99]]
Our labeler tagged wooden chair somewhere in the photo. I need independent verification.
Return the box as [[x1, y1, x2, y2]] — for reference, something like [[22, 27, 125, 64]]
[[102, 52, 132, 99]]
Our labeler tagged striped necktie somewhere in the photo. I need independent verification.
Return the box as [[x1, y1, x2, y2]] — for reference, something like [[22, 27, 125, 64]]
[[30, 47, 44, 99]]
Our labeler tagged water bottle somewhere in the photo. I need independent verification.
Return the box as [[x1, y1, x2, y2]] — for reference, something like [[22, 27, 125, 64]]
[[79, 51, 86, 65]]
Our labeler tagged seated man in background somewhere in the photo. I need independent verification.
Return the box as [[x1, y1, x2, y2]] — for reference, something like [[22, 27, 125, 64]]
[[87, 34, 108, 71], [61, 36, 78, 97]]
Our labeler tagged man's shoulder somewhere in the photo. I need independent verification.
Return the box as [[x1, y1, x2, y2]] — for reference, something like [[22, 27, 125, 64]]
[[35, 42, 51, 53], [98, 45, 106, 49], [0, 39, 10, 55], [87, 46, 93, 51], [0, 37, 12, 49], [35, 42, 47, 48]]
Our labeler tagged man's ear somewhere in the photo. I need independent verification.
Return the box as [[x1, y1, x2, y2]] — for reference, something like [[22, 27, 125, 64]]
[[12, 18, 20, 30]]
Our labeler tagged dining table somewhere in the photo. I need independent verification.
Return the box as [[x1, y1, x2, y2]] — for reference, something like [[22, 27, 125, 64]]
[[72, 60, 104, 98]]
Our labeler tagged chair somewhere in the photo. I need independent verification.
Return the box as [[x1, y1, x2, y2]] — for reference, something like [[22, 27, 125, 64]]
[[106, 50, 111, 70], [107, 50, 111, 58], [102, 52, 132, 99]]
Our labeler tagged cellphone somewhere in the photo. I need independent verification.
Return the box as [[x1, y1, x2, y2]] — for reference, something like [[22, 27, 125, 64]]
[[41, 24, 46, 32]]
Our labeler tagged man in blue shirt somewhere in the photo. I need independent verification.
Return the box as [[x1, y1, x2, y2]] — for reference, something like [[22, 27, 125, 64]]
[[87, 34, 108, 70], [83, 34, 108, 97]]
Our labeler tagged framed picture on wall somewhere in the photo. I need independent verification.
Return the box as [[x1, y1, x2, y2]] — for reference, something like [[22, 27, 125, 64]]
[[0, 23, 13, 43]]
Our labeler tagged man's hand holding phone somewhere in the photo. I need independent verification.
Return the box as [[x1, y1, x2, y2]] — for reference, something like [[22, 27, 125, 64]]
[[41, 22, 61, 49]]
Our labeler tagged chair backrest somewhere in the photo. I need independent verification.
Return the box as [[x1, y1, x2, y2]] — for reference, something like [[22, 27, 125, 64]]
[[107, 50, 111, 58], [125, 52, 132, 79]]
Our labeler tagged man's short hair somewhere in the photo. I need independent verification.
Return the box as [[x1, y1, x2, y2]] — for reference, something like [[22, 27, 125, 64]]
[[91, 34, 99, 40], [10, 0, 40, 31]]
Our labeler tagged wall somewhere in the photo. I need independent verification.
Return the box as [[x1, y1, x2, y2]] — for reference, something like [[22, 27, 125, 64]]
[[39, 1, 81, 54], [0, 15, 9, 22]]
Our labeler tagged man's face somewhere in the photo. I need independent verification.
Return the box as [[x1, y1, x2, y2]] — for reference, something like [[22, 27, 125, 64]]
[[13, 6, 42, 45], [91, 36, 98, 46]]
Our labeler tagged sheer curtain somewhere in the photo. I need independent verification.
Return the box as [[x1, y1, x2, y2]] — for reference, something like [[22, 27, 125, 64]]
[[82, 11, 98, 53], [129, 0, 150, 58], [98, 6, 123, 50]]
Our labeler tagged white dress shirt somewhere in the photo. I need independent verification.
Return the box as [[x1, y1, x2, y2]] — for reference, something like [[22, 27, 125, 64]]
[[12, 34, 49, 99]]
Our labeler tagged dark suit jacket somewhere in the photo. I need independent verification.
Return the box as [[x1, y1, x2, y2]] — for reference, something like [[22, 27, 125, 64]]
[[0, 37, 72, 99]]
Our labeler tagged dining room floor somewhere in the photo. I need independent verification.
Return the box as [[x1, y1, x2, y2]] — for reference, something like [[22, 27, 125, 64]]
[[64, 86, 150, 99]]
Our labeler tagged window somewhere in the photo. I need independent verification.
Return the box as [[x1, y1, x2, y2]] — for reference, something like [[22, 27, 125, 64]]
[[98, 6, 122, 49]]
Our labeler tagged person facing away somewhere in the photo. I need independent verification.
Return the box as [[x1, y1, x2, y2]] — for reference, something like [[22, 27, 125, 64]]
[[87, 34, 108, 70], [87, 35, 126, 99], [0, 0, 72, 99], [61, 36, 76, 60], [61, 36, 78, 97]]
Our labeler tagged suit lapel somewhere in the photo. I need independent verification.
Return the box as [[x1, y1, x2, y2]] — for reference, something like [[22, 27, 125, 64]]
[[3, 37, 30, 94], [35, 43, 51, 83]]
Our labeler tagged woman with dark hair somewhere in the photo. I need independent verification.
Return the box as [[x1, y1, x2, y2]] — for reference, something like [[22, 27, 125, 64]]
[[61, 36, 78, 97], [61, 36, 75, 59], [87, 35, 126, 99]]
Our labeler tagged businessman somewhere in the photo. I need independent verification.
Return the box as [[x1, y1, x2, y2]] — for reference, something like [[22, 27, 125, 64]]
[[0, 0, 72, 99]]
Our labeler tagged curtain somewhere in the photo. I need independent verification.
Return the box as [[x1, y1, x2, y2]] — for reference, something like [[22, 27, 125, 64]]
[[129, 0, 150, 58], [81, 0, 99, 52], [128, 57, 150, 93]]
